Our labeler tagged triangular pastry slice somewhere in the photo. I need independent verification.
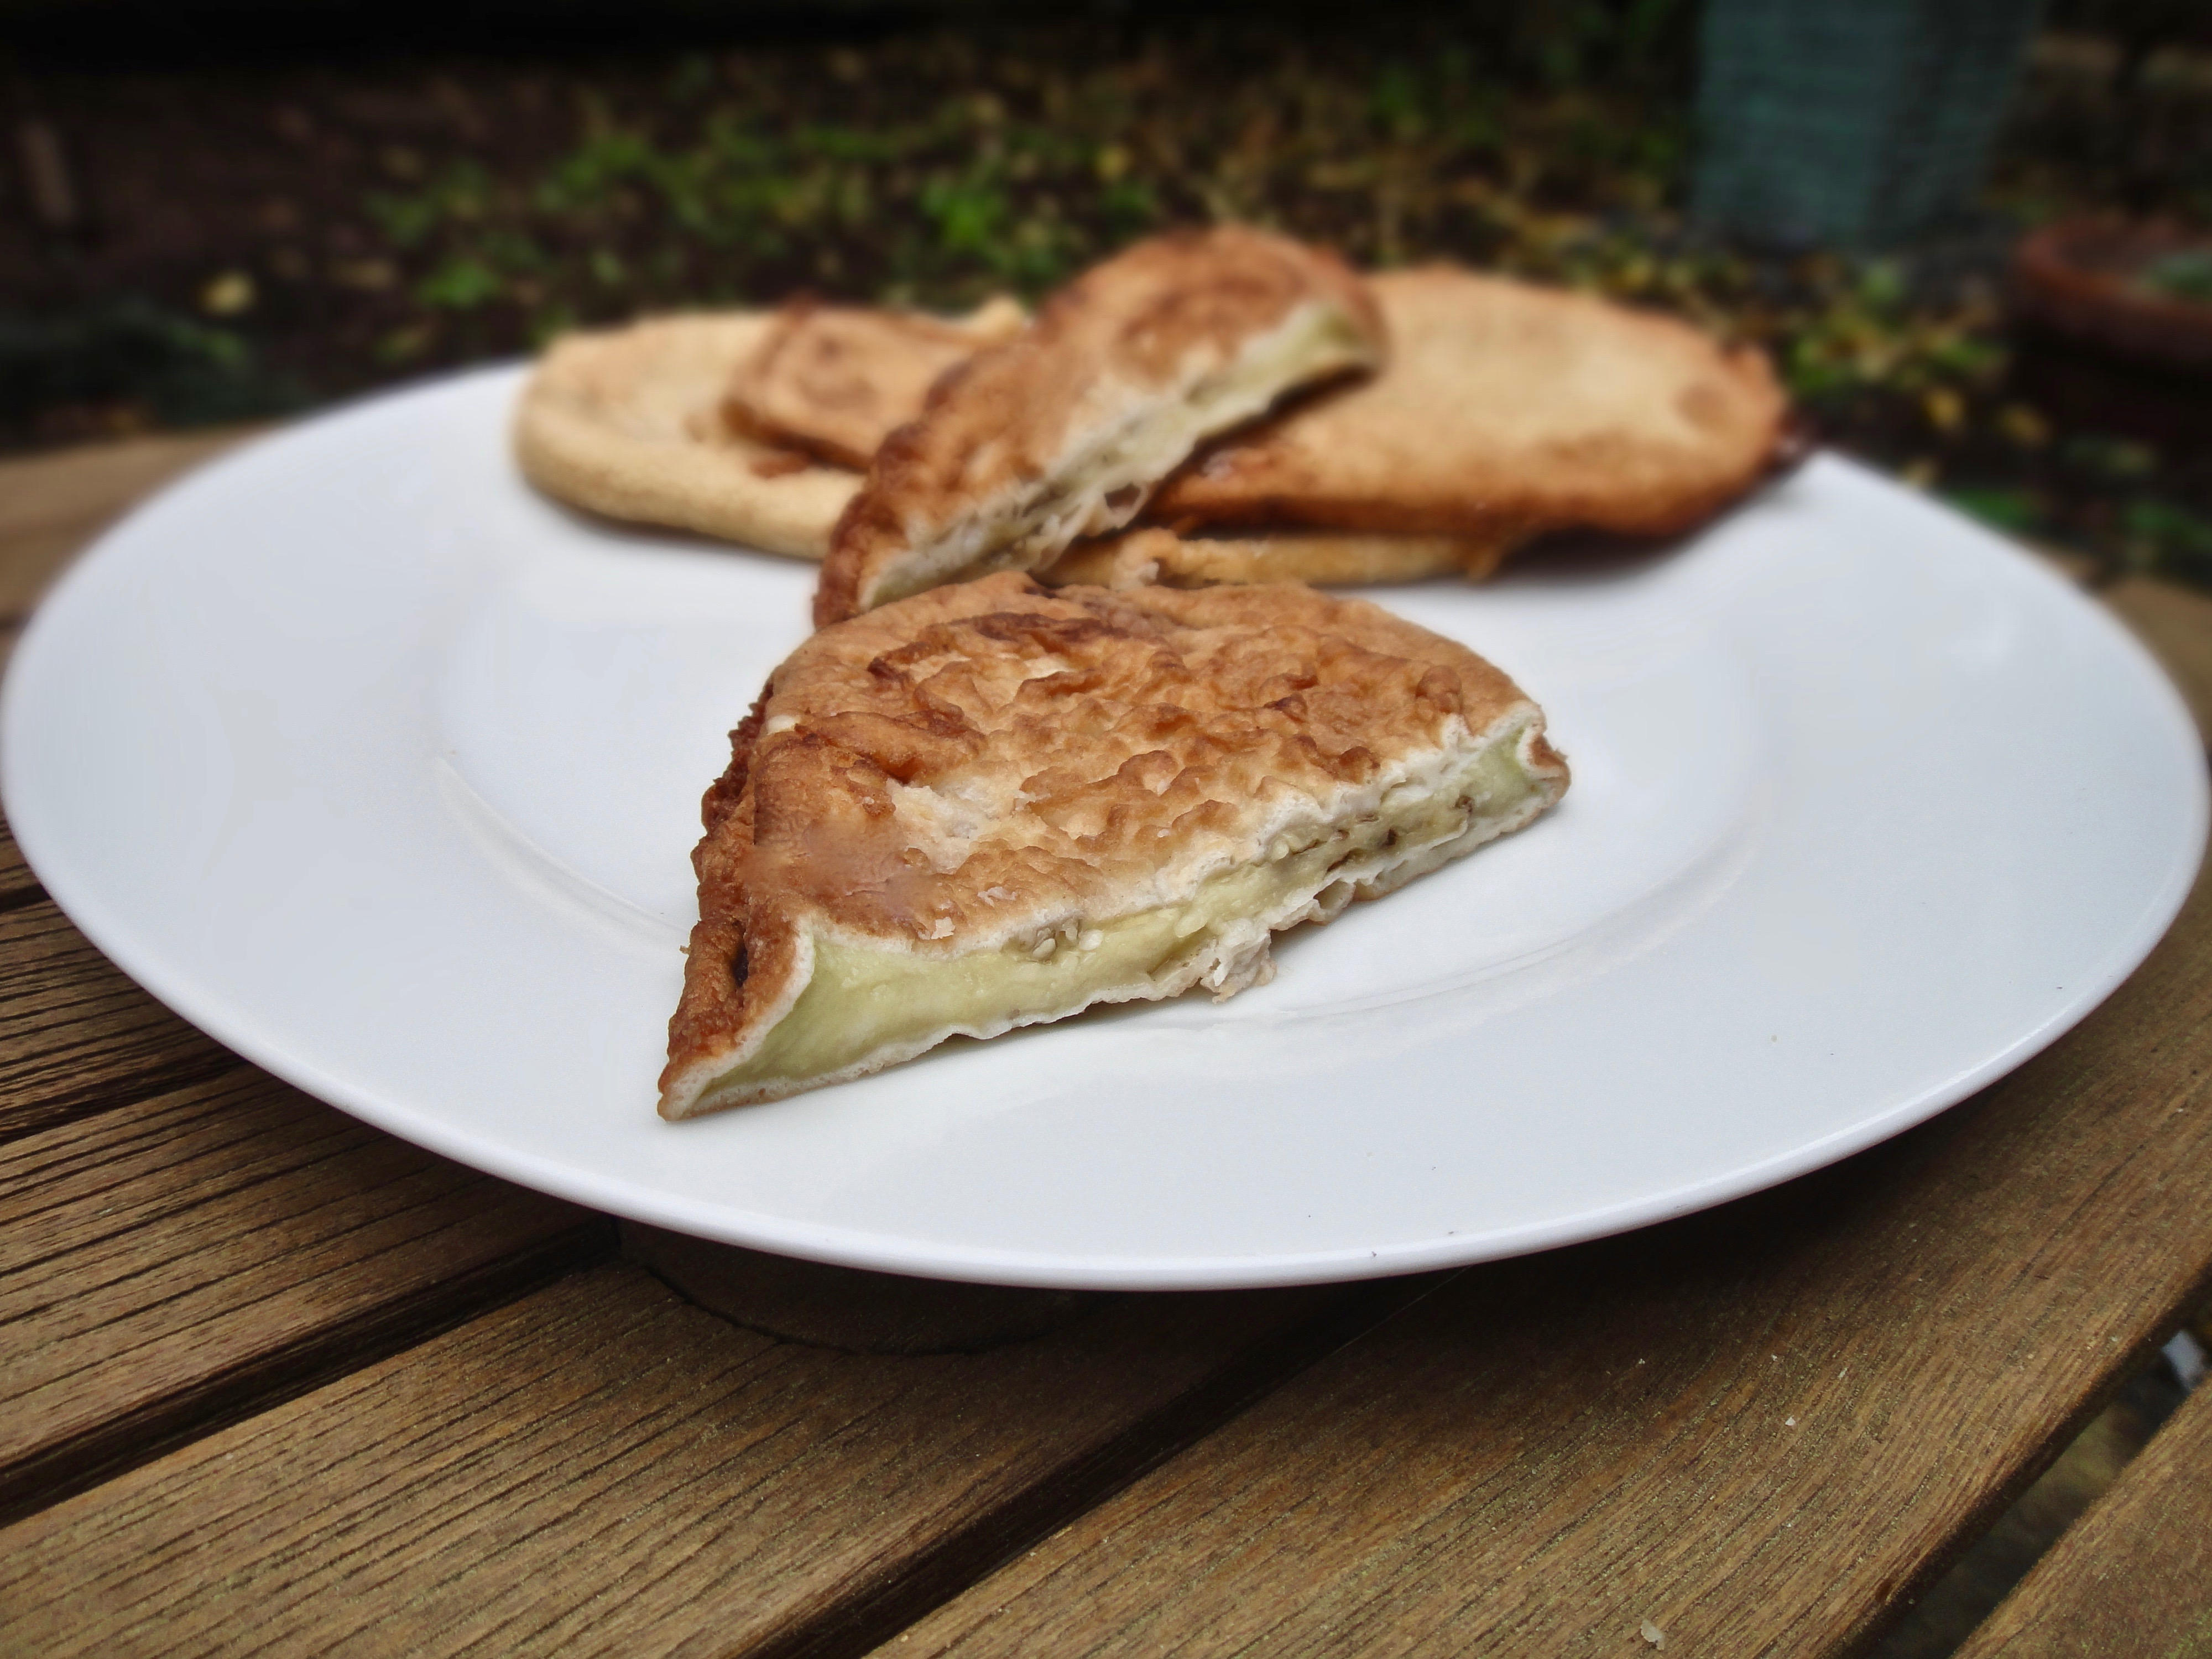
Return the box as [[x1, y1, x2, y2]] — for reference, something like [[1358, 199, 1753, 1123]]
[[1150, 266, 1791, 542], [812, 226, 1386, 627], [725, 296, 1028, 469], [660, 572, 1567, 1117]]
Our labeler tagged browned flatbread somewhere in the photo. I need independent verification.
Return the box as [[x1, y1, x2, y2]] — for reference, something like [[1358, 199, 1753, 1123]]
[[724, 296, 1027, 469], [1040, 525, 1515, 589], [513, 313, 860, 559], [813, 226, 1387, 628], [1149, 267, 1791, 542], [660, 572, 1567, 1115]]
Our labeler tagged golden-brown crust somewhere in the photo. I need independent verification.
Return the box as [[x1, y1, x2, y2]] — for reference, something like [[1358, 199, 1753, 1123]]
[[513, 313, 860, 558], [660, 572, 1565, 1115], [813, 227, 1386, 629], [723, 296, 1028, 469], [1150, 267, 1792, 541], [1040, 525, 1520, 588]]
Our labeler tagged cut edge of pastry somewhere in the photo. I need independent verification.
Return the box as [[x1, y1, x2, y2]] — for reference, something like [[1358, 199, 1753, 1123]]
[[851, 298, 1382, 614], [657, 702, 1564, 1118], [1040, 526, 1522, 589]]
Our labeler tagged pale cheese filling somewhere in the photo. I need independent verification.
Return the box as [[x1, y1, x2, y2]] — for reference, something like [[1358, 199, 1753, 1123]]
[[864, 302, 1373, 608], [701, 724, 1548, 1102]]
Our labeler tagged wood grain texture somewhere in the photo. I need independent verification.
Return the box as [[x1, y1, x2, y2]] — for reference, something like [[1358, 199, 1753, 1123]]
[[0, 817, 39, 912], [1954, 1374, 2212, 1659], [875, 855, 2212, 1659], [0, 428, 253, 620], [0, 893, 241, 1140], [2107, 576, 2212, 747], [0, 1262, 1428, 1659], [0, 1065, 610, 1522]]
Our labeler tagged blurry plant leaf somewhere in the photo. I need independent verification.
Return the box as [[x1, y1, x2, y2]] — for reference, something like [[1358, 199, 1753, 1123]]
[[1944, 487, 2039, 535], [418, 255, 503, 309], [2137, 249, 2212, 305]]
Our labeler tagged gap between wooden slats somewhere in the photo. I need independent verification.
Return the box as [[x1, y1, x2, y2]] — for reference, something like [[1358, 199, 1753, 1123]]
[[0, 1259, 1438, 1659], [1954, 1364, 2212, 1658], [868, 853, 2212, 1659], [0, 886, 244, 1141], [0, 1064, 613, 1526]]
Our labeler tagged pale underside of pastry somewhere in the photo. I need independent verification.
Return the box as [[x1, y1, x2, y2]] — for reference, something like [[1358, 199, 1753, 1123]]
[[513, 312, 860, 559], [660, 572, 1568, 1117], [724, 296, 1029, 470], [811, 225, 1389, 628], [1148, 266, 1792, 542], [1040, 525, 1516, 589]]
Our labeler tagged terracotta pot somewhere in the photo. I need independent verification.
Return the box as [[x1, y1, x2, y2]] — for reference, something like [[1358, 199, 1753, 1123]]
[[2012, 218, 2212, 373]]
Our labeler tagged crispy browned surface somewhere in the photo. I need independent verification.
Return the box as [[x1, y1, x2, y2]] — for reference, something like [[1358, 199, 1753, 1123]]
[[813, 226, 1385, 627], [664, 572, 1561, 1113], [513, 313, 859, 558], [1041, 525, 1517, 588], [1151, 267, 1791, 540], [724, 297, 1026, 469]]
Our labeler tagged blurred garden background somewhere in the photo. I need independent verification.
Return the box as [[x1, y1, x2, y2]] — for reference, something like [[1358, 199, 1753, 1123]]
[[3, 0, 2209, 582]]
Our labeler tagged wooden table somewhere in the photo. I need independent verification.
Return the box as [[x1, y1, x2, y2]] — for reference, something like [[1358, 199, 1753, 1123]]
[[3, 435, 2210, 1657]]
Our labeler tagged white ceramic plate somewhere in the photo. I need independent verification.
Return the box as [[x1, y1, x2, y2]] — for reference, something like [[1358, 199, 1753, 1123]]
[[4, 368, 2204, 1288]]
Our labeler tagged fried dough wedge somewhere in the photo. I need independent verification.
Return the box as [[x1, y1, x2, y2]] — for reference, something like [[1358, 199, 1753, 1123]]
[[726, 296, 1028, 469], [1149, 267, 1791, 542], [514, 313, 859, 558], [812, 226, 1386, 628], [660, 572, 1567, 1116]]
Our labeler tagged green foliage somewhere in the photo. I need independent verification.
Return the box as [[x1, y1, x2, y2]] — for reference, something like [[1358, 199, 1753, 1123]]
[[353, 23, 1700, 338], [2136, 249, 2212, 304], [1946, 487, 2041, 536], [0, 299, 301, 429], [2122, 498, 2212, 584], [418, 255, 505, 310]]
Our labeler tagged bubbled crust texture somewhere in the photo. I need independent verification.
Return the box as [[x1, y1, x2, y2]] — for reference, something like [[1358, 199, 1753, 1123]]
[[723, 296, 1028, 471], [813, 226, 1385, 627], [1150, 267, 1790, 540], [661, 572, 1564, 1112]]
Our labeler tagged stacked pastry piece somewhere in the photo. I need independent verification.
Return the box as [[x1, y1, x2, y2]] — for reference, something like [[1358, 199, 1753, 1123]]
[[517, 237, 1790, 588], [514, 227, 1791, 1116]]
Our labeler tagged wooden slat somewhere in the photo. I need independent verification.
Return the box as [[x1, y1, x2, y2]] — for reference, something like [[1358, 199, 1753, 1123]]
[[0, 1262, 1430, 1658], [0, 894, 241, 1139], [0, 429, 253, 622], [2107, 576, 2212, 747], [872, 854, 2212, 1659], [0, 817, 39, 912], [0, 1065, 610, 1523], [1954, 1371, 2212, 1658]]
